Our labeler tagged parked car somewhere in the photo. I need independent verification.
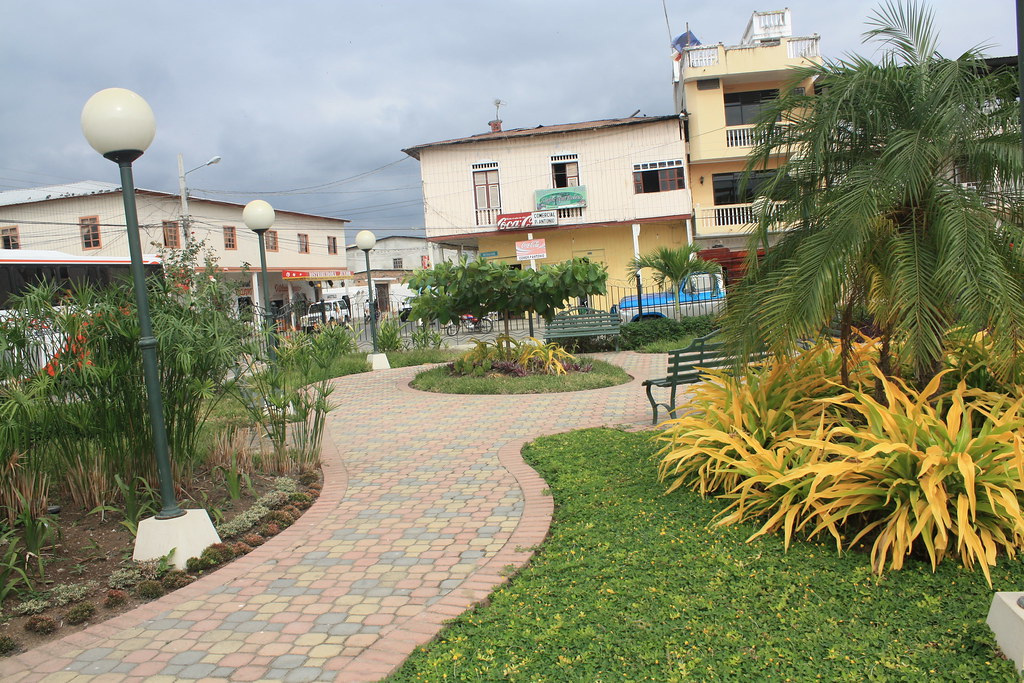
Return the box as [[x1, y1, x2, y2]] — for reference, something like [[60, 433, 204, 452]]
[[616, 272, 725, 323], [299, 299, 350, 332]]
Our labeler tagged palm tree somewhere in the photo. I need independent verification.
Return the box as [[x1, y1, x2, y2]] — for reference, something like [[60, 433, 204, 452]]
[[626, 244, 723, 318], [722, 0, 1024, 388]]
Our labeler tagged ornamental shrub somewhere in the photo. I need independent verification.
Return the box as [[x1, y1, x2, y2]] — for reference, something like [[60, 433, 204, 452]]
[[24, 615, 58, 635], [135, 580, 163, 600], [64, 602, 96, 625]]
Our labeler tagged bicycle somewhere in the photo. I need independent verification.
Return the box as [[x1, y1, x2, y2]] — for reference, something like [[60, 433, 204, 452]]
[[444, 314, 494, 336]]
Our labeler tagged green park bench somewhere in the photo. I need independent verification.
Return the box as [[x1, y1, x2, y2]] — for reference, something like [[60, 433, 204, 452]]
[[642, 330, 768, 424], [544, 307, 621, 351]]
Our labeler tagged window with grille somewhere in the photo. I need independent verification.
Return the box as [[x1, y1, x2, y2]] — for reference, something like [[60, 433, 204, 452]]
[[1, 225, 20, 250], [712, 170, 776, 205], [266, 230, 279, 251], [327, 236, 338, 255], [298, 233, 310, 254], [162, 221, 180, 248], [724, 89, 780, 126], [78, 216, 101, 250], [393, 258, 403, 269], [633, 160, 686, 194], [223, 226, 237, 250], [551, 154, 579, 188], [473, 169, 501, 209]]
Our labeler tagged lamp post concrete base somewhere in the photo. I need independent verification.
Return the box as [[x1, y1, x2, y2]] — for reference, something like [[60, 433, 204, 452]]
[[133, 509, 221, 570], [368, 352, 391, 370], [987, 592, 1024, 673]]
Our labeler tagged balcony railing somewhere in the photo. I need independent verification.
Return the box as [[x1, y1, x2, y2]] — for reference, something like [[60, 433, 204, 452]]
[[787, 36, 820, 59], [685, 46, 719, 68], [726, 125, 758, 148], [714, 204, 755, 226], [557, 207, 583, 219], [475, 208, 500, 226]]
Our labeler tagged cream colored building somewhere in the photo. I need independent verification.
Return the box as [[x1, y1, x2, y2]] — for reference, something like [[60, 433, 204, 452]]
[[674, 8, 820, 250], [0, 181, 350, 313], [403, 116, 695, 301]]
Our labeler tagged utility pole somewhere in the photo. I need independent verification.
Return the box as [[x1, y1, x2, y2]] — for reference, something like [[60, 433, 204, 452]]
[[177, 154, 189, 245], [177, 154, 221, 247]]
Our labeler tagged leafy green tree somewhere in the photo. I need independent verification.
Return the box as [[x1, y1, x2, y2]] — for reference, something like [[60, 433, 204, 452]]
[[626, 244, 722, 318], [406, 257, 608, 349], [723, 0, 1024, 388]]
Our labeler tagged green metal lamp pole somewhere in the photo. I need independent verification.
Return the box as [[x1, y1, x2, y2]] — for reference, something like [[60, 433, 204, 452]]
[[243, 201, 277, 361], [356, 230, 379, 353], [81, 88, 183, 519]]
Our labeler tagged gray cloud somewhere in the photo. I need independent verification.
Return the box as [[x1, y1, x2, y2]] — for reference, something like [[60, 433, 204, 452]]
[[1, 0, 1015, 236]]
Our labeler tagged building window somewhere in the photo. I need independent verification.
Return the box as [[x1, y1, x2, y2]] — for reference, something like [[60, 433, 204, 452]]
[[223, 225, 237, 250], [473, 169, 501, 210], [1, 225, 19, 250], [266, 230, 279, 251], [712, 170, 776, 205], [551, 154, 579, 188], [162, 221, 181, 248], [724, 89, 780, 126], [393, 258, 404, 269], [327, 236, 338, 255], [298, 233, 309, 254], [633, 160, 686, 194], [80, 216, 101, 250]]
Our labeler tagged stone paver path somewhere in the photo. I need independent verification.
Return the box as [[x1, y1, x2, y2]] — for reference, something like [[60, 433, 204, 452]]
[[0, 351, 671, 682]]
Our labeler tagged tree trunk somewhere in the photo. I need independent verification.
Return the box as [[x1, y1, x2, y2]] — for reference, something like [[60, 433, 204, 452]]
[[874, 329, 892, 406], [840, 299, 854, 389]]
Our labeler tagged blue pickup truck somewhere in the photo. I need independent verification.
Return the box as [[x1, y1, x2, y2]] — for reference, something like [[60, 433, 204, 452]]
[[615, 272, 726, 323]]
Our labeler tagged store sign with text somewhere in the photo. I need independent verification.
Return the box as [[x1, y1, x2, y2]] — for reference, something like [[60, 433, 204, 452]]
[[534, 186, 587, 210], [515, 238, 547, 261], [496, 210, 558, 230], [281, 269, 352, 281]]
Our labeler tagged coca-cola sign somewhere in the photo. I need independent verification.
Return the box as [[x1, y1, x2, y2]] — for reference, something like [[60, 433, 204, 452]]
[[496, 212, 533, 229], [496, 211, 558, 230]]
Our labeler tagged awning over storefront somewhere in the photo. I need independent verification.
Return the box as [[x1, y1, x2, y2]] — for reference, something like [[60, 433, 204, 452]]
[[281, 269, 352, 281]]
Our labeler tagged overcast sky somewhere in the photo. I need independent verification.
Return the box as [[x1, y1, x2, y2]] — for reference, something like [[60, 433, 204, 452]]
[[1, 1, 1016, 237]]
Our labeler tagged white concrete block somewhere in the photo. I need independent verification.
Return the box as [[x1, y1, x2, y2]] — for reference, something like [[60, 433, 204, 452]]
[[987, 592, 1024, 675], [369, 352, 391, 370], [133, 509, 222, 570]]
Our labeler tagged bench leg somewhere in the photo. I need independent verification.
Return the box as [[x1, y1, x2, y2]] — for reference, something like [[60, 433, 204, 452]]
[[643, 382, 659, 423]]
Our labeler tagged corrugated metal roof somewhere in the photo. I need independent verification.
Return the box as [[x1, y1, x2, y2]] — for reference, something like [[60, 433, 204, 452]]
[[0, 181, 121, 207], [0, 181, 351, 224], [402, 115, 681, 159]]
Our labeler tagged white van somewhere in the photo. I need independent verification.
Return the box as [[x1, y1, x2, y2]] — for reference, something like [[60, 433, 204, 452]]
[[299, 299, 350, 332]]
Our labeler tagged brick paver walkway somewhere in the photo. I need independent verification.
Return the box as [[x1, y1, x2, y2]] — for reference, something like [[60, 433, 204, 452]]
[[0, 351, 669, 682]]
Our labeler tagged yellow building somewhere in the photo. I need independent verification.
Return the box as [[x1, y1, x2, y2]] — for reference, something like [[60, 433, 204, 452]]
[[402, 116, 695, 306], [674, 8, 821, 250]]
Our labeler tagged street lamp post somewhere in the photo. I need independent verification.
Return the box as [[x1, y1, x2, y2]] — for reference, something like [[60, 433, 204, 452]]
[[355, 230, 390, 370], [177, 153, 220, 245], [81, 88, 219, 569], [243, 200, 277, 361]]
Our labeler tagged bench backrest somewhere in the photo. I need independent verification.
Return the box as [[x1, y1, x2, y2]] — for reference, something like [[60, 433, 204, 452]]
[[547, 307, 620, 332], [666, 330, 768, 383]]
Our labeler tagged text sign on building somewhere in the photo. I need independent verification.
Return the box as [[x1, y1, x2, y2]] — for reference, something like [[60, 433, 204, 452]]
[[534, 186, 587, 210], [496, 211, 559, 230], [531, 210, 557, 226], [282, 269, 352, 281], [515, 239, 547, 261]]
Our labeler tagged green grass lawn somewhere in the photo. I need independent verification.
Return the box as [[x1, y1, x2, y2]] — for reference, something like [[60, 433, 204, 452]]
[[388, 428, 1020, 682], [409, 359, 631, 394], [636, 336, 696, 353]]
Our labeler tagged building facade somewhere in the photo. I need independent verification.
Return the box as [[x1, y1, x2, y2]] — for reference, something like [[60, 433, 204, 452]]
[[674, 8, 821, 249], [403, 116, 695, 298], [0, 181, 351, 315]]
